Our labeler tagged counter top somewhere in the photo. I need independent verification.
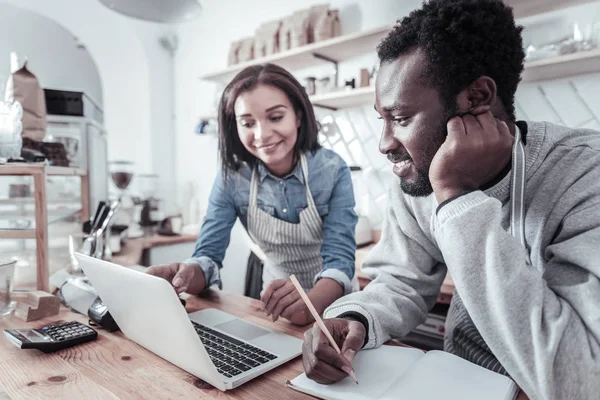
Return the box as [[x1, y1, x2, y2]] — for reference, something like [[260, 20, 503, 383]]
[[111, 233, 197, 266], [0, 290, 311, 399]]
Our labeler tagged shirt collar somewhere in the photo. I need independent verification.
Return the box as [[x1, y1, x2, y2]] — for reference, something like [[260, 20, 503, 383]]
[[257, 158, 305, 184]]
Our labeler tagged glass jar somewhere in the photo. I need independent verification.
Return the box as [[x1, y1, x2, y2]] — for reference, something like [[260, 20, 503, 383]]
[[305, 77, 317, 96], [0, 259, 17, 317], [0, 100, 23, 160]]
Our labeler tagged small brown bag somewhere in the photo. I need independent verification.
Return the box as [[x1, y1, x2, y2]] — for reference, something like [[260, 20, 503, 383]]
[[227, 40, 243, 65], [331, 10, 341, 38], [279, 16, 294, 52], [263, 20, 282, 56], [254, 25, 268, 59], [290, 10, 310, 48], [5, 59, 47, 142], [237, 37, 255, 63], [308, 4, 330, 43], [314, 9, 341, 42]]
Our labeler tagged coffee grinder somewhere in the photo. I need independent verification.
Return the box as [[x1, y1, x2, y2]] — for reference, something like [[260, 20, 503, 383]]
[[109, 161, 143, 238], [137, 173, 164, 234]]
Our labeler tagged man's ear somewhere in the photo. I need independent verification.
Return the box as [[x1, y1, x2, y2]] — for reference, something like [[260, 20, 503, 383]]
[[455, 76, 497, 114]]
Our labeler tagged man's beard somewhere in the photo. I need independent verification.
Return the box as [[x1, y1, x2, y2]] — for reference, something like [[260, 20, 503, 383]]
[[398, 105, 456, 197], [399, 165, 434, 197]]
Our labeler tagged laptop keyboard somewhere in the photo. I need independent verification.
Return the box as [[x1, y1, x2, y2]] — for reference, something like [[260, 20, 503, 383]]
[[192, 322, 278, 378]]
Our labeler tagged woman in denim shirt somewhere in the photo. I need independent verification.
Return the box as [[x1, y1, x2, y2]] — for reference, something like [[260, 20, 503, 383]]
[[148, 63, 358, 325]]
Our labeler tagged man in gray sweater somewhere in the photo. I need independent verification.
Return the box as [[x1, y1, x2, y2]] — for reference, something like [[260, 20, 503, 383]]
[[301, 1, 600, 399]]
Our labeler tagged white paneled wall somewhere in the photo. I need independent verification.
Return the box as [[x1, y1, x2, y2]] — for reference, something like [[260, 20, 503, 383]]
[[318, 72, 600, 229], [516, 74, 600, 131], [317, 105, 389, 229]]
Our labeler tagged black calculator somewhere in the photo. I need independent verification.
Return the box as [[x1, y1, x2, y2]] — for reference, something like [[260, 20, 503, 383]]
[[3, 321, 98, 353]]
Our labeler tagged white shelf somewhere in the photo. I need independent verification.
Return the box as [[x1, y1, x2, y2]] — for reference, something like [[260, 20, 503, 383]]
[[507, 0, 597, 19], [198, 0, 595, 84], [199, 0, 600, 106], [310, 86, 375, 110], [0, 197, 81, 205], [0, 208, 81, 231], [199, 25, 391, 83], [0, 207, 81, 220], [522, 49, 600, 82], [198, 114, 218, 121], [46, 115, 88, 124], [308, 50, 600, 109], [0, 164, 86, 177], [0, 230, 35, 239]]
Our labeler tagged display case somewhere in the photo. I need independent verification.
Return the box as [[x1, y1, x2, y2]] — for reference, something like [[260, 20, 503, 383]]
[[0, 165, 89, 291], [46, 115, 108, 211]]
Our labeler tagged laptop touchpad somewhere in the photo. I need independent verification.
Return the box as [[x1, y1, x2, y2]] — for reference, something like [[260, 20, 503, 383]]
[[215, 319, 271, 341]]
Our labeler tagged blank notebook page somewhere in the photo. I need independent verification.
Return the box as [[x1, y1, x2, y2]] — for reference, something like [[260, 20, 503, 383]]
[[379, 350, 517, 400], [289, 346, 425, 400]]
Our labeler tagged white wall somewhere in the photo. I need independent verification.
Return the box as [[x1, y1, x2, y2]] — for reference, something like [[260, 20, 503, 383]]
[[0, 0, 177, 212], [0, 4, 103, 105], [135, 28, 177, 213], [173, 0, 422, 214], [172, 0, 423, 293], [173, 0, 600, 294]]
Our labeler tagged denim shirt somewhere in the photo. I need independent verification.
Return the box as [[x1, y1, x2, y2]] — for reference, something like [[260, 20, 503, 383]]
[[184, 147, 358, 294]]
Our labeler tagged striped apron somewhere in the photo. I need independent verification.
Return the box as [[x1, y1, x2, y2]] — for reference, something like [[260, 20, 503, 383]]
[[247, 153, 324, 291], [444, 125, 528, 375]]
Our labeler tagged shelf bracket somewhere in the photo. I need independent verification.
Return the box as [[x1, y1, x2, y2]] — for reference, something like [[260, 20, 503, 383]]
[[313, 103, 338, 111], [312, 52, 339, 88]]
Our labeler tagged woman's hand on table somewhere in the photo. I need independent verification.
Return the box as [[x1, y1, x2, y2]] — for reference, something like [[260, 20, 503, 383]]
[[260, 277, 344, 326], [261, 278, 311, 324]]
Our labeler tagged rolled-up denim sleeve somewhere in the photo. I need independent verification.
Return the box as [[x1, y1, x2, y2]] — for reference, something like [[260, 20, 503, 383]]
[[183, 171, 237, 289], [182, 256, 223, 289], [314, 161, 357, 295]]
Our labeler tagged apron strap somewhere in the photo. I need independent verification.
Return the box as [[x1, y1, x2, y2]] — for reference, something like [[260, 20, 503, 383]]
[[299, 153, 318, 211], [510, 125, 526, 247], [249, 166, 259, 209]]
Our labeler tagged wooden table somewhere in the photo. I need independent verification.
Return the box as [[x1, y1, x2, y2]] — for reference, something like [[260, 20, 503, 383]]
[[0, 290, 310, 399], [0, 290, 528, 400]]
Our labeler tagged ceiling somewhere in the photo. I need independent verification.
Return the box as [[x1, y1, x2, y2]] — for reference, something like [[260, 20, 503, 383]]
[[98, 0, 202, 23]]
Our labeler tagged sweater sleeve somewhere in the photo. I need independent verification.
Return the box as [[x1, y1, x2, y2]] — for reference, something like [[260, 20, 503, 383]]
[[434, 190, 600, 400], [324, 184, 446, 348]]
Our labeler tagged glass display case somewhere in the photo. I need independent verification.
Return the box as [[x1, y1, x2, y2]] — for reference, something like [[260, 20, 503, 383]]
[[45, 115, 108, 211], [0, 166, 89, 291]]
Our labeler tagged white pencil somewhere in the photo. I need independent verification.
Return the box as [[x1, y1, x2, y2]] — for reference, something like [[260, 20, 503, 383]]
[[289, 274, 359, 384]]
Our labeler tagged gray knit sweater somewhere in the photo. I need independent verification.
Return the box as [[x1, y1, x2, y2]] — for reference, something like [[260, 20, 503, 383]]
[[324, 121, 600, 400]]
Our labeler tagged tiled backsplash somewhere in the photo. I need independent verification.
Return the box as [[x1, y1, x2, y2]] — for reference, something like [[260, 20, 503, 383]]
[[317, 72, 600, 229]]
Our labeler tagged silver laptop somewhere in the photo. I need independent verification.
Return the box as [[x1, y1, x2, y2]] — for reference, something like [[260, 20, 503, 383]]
[[75, 253, 303, 391]]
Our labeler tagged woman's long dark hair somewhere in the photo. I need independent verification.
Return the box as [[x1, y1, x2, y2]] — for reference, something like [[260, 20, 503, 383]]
[[217, 63, 320, 181]]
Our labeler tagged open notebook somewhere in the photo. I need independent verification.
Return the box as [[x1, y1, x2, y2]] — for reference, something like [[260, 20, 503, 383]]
[[287, 346, 518, 400]]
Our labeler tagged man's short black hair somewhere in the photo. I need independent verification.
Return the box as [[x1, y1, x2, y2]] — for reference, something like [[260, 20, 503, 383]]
[[377, 0, 525, 120]]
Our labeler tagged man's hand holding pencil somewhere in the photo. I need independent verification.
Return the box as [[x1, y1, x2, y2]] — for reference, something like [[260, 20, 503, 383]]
[[290, 275, 364, 385]]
